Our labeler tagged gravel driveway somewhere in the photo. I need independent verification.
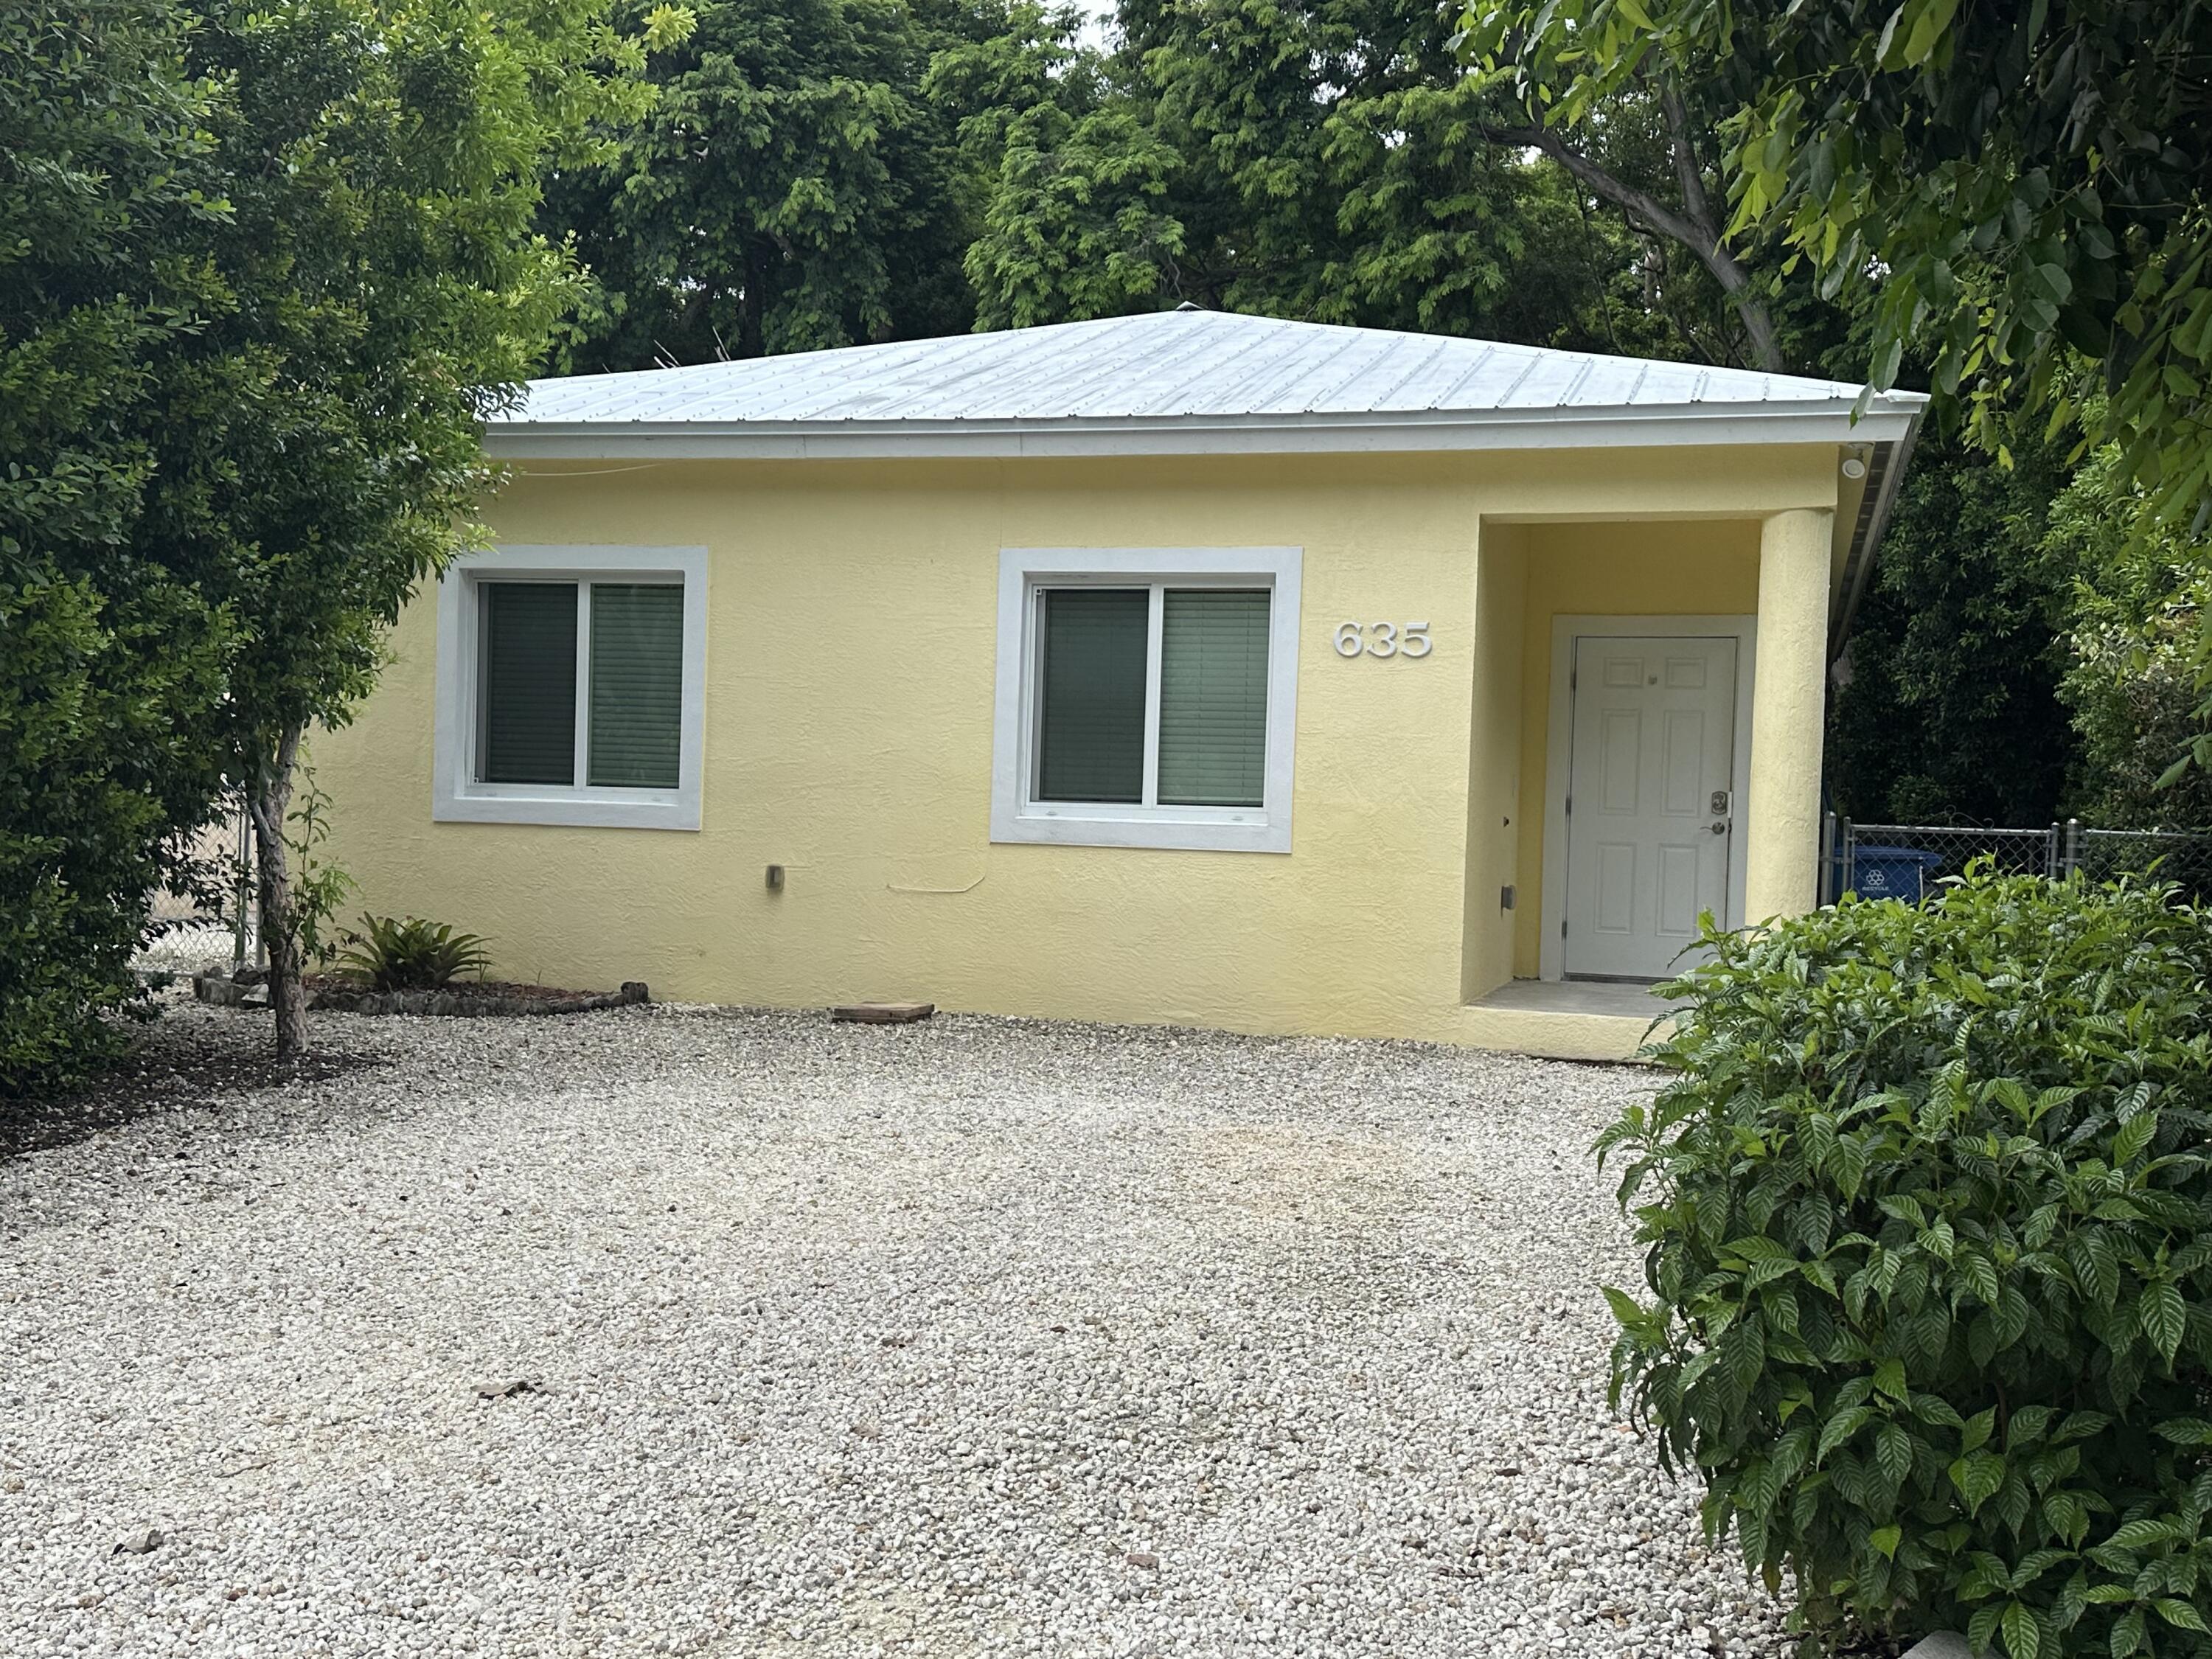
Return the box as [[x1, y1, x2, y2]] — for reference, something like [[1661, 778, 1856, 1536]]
[[1, 1002, 1790, 1658]]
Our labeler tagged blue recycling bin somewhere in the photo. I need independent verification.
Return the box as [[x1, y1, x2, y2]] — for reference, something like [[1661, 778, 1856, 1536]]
[[1849, 844, 1947, 902]]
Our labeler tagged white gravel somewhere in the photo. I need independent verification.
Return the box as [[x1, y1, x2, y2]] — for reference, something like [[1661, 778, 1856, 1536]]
[[1, 1001, 1792, 1658]]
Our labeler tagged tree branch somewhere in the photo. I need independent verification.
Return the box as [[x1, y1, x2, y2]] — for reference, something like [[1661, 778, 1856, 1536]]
[[1486, 122, 1707, 256], [1658, 78, 1719, 247], [1483, 116, 1787, 372]]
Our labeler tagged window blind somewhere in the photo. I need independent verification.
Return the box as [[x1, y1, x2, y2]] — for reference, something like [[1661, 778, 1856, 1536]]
[[1036, 588, 1147, 802], [1157, 588, 1269, 807], [479, 582, 577, 785], [587, 583, 684, 788]]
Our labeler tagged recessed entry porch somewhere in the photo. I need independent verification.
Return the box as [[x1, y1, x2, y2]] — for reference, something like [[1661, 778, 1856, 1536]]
[[1464, 977, 1688, 1062], [1453, 508, 1835, 1062], [1472, 978, 1688, 1020]]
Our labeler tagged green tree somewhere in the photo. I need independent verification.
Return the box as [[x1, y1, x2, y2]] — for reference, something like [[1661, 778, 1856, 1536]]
[[931, 3, 1184, 328], [2053, 447, 2212, 829], [549, 0, 989, 369], [0, 4, 236, 1095], [1461, 0, 2212, 527], [149, 0, 685, 1054], [1826, 437, 2079, 827], [949, 0, 1654, 353]]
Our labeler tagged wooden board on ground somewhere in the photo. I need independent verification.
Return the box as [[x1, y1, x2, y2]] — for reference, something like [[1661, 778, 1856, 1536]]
[[830, 1002, 936, 1024]]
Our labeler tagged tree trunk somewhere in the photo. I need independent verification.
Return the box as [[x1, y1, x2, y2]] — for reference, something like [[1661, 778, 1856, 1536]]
[[245, 721, 308, 1060], [738, 243, 765, 360], [1655, 77, 1787, 375]]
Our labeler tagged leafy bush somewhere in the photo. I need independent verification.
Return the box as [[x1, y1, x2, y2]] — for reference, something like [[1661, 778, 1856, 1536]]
[[1, 10, 235, 1096], [1601, 869, 2212, 1658], [331, 917, 493, 992]]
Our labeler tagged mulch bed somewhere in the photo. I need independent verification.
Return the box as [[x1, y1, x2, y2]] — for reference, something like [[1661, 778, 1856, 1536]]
[[0, 1017, 380, 1163], [302, 975, 594, 1003], [191, 973, 649, 1018], [300, 976, 647, 1017]]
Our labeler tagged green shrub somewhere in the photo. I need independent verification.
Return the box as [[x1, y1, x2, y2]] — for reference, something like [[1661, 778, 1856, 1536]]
[[331, 916, 493, 992], [1, 574, 226, 1098], [1601, 869, 2212, 1658]]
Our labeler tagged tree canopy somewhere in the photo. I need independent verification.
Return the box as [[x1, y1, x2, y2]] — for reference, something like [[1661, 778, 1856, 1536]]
[[1461, 0, 2212, 526], [168, 0, 686, 1051], [548, 0, 981, 369], [0, 0, 685, 1082], [553, 0, 1750, 365], [1, 4, 236, 1092]]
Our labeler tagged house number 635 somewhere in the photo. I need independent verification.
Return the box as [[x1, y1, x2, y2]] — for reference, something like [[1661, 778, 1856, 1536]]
[[1334, 621, 1432, 659]]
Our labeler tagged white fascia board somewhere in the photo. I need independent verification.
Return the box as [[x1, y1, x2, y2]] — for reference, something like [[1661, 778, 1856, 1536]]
[[481, 400, 1927, 462]]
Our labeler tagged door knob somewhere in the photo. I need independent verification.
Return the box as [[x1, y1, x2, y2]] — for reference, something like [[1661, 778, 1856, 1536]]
[[1710, 819, 1731, 835]]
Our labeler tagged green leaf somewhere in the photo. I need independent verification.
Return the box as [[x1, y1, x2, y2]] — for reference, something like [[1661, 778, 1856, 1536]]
[[1602, 1286, 1649, 1331], [2112, 1111, 2158, 1166], [2002, 1598, 2041, 1659], [1874, 1357, 1908, 1402], [2154, 1599, 2209, 1632], [1970, 1603, 2004, 1655], [2141, 1281, 2187, 1363], [2006, 1406, 2055, 1448], [2106, 1520, 2178, 1553], [1820, 1406, 1873, 1462], [1951, 1450, 2007, 1513], [1964, 1252, 2003, 1308], [1724, 1235, 1793, 1262], [1877, 1422, 1916, 1486], [1871, 1523, 1902, 1559]]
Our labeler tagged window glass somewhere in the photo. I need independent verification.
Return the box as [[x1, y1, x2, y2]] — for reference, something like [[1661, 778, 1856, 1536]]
[[1036, 588, 1148, 803], [1157, 588, 1269, 807], [587, 584, 684, 787], [479, 582, 577, 785]]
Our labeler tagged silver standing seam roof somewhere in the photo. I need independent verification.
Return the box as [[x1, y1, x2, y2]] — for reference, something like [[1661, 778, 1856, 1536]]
[[485, 307, 1926, 642]]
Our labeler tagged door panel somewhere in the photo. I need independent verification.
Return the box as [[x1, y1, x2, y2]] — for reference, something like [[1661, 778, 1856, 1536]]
[[1661, 709, 1706, 813], [1563, 635, 1737, 979], [1600, 709, 1640, 808]]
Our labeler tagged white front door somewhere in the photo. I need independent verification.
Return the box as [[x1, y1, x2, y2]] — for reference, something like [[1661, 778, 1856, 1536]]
[[1563, 635, 1739, 979]]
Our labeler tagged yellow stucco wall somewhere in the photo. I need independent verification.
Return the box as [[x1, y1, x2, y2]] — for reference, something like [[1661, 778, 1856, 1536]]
[[313, 447, 1838, 1051]]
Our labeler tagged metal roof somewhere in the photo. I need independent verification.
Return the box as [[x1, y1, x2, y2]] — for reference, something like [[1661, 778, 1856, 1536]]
[[486, 307, 1926, 460]]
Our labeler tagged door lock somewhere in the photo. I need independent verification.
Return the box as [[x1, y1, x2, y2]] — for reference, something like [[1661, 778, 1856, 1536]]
[[1709, 789, 1731, 815], [1710, 819, 1731, 835]]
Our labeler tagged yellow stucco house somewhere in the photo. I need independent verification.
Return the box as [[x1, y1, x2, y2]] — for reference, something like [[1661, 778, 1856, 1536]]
[[316, 310, 1924, 1060]]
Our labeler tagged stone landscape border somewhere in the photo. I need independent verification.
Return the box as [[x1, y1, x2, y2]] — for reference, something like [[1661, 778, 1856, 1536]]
[[193, 974, 648, 1018]]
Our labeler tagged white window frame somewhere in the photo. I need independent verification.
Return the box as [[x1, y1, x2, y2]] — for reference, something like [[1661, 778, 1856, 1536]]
[[990, 547, 1301, 853], [433, 543, 708, 830]]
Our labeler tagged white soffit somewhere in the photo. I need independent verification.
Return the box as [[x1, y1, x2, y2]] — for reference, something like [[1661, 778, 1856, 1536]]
[[483, 308, 1927, 460]]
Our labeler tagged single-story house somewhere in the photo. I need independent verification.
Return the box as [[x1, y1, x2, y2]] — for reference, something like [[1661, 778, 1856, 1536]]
[[316, 308, 1924, 1060]]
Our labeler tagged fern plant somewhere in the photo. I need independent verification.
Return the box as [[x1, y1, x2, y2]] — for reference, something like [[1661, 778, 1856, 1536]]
[[1601, 866, 2212, 1658], [331, 915, 493, 991]]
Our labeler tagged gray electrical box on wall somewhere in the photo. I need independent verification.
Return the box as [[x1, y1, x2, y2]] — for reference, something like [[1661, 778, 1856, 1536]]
[[1500, 885, 1516, 911]]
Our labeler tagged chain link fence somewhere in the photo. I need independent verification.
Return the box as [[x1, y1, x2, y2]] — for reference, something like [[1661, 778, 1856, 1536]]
[[137, 808, 259, 973], [1822, 817, 2212, 905]]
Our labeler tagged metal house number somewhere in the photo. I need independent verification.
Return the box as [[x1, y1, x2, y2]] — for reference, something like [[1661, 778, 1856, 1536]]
[[1333, 621, 1432, 659]]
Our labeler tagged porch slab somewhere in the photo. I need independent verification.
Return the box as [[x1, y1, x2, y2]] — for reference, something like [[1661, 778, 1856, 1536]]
[[1458, 978, 1685, 1064]]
